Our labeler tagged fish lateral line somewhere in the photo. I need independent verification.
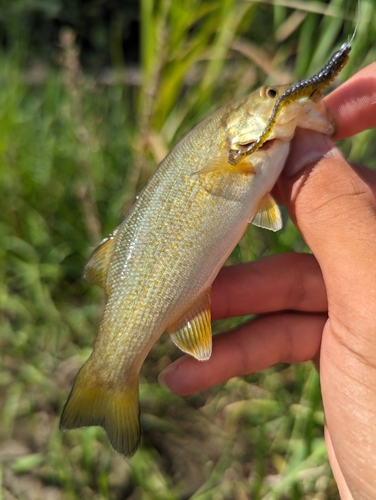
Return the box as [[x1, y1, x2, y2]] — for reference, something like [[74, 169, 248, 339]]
[[228, 0, 361, 166]]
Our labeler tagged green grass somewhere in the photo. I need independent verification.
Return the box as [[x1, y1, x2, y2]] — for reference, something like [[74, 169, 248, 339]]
[[1, 1, 376, 498]]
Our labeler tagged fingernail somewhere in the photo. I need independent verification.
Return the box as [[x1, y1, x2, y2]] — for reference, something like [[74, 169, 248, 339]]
[[157, 371, 169, 388], [158, 357, 186, 390], [284, 130, 336, 178]]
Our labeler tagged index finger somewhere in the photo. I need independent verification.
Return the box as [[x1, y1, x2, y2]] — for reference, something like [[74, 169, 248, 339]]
[[211, 252, 326, 320], [325, 62, 376, 140]]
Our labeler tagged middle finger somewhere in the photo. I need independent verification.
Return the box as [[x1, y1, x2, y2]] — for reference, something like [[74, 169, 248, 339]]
[[212, 252, 327, 320]]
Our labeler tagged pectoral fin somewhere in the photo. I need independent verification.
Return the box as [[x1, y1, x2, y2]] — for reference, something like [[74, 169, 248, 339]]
[[194, 157, 255, 201], [250, 193, 282, 232], [167, 289, 212, 361], [193, 157, 255, 176], [84, 227, 119, 291]]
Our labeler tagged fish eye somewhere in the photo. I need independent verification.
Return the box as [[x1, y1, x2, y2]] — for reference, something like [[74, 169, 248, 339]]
[[266, 87, 277, 98], [259, 86, 278, 99]]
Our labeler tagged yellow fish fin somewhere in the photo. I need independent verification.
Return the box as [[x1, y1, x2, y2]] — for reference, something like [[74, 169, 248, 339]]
[[193, 157, 255, 175], [84, 226, 119, 291], [167, 289, 212, 361], [194, 158, 255, 201], [59, 362, 140, 457], [250, 193, 282, 232]]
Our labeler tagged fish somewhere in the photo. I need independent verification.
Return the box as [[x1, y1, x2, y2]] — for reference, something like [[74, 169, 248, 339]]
[[59, 44, 351, 457]]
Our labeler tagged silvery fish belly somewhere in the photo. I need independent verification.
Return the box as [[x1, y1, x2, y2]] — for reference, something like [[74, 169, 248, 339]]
[[60, 83, 335, 457]]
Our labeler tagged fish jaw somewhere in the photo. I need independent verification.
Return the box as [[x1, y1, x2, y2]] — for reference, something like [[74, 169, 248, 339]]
[[296, 98, 335, 135], [271, 98, 335, 139]]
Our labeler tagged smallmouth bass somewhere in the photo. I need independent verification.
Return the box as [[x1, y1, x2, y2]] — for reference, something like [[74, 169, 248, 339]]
[[60, 44, 350, 457]]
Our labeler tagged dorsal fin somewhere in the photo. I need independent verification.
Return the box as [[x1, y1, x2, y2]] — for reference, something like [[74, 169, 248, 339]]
[[84, 227, 119, 292]]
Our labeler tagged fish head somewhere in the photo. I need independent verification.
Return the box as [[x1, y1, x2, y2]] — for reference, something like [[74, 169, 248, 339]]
[[223, 83, 335, 155]]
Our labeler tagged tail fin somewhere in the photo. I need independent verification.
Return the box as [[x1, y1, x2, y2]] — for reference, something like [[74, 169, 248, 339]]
[[59, 362, 140, 457]]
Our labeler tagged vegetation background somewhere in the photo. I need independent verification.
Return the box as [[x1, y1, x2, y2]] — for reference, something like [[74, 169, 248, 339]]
[[1, 0, 375, 498]]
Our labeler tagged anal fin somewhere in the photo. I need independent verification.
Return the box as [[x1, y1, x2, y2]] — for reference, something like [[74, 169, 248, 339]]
[[167, 289, 212, 361]]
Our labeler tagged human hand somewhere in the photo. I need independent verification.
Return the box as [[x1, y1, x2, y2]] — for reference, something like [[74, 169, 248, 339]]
[[159, 63, 376, 499]]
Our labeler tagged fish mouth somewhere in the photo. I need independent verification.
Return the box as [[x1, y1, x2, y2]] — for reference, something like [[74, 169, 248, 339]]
[[228, 138, 278, 165], [237, 138, 277, 151]]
